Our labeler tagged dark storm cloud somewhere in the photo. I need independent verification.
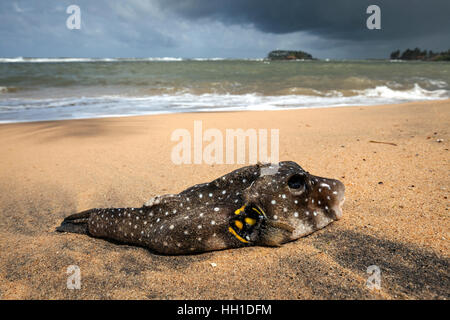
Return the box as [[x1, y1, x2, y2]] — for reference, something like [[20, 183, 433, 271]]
[[0, 0, 448, 59], [157, 0, 450, 41]]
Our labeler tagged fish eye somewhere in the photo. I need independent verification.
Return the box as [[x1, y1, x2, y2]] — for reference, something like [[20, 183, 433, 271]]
[[287, 174, 305, 189]]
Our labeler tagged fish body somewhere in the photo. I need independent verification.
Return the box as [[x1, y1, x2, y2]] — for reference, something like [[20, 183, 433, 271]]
[[57, 161, 345, 254]]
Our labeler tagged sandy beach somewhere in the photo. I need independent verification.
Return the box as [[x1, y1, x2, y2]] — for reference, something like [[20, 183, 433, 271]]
[[0, 99, 448, 299]]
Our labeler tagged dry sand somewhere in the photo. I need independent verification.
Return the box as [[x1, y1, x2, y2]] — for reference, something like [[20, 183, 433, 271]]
[[0, 100, 448, 299]]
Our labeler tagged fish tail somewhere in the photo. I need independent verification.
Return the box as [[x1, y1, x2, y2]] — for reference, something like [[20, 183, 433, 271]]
[[57, 207, 148, 247], [56, 208, 96, 235]]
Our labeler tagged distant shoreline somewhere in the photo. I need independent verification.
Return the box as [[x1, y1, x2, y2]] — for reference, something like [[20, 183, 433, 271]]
[[1, 57, 449, 63]]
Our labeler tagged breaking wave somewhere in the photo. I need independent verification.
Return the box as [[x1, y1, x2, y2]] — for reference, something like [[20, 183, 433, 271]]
[[0, 84, 447, 123], [0, 57, 263, 63]]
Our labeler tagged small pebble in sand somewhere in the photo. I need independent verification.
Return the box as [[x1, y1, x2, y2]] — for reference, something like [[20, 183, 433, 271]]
[[378, 181, 383, 185], [436, 139, 443, 143], [210, 263, 217, 267]]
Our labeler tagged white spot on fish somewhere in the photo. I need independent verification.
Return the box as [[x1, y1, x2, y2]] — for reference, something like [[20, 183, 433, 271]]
[[320, 183, 331, 189]]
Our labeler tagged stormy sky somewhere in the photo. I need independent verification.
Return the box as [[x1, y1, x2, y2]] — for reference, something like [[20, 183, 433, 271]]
[[0, 0, 449, 59]]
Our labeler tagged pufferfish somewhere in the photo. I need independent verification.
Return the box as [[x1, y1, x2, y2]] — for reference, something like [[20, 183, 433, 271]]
[[57, 161, 345, 254]]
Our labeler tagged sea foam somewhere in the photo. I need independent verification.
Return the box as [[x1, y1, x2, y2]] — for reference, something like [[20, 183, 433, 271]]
[[0, 84, 447, 123]]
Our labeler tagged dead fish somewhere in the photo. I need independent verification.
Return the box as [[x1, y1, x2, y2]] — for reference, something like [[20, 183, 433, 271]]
[[56, 161, 345, 254]]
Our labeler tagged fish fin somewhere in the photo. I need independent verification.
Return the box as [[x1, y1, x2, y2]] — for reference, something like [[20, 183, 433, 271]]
[[259, 221, 294, 247], [268, 220, 295, 233], [143, 194, 176, 207], [229, 203, 294, 246], [56, 209, 95, 235], [228, 203, 265, 244]]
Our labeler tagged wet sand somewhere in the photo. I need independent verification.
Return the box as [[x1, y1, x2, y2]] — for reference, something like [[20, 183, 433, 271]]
[[0, 99, 448, 299]]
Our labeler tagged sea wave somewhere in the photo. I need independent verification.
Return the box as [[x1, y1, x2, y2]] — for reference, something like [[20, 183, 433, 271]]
[[0, 57, 265, 63], [0, 57, 185, 63], [354, 84, 447, 100], [0, 84, 447, 123]]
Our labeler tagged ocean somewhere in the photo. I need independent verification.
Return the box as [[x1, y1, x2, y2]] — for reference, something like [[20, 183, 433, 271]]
[[0, 58, 449, 123]]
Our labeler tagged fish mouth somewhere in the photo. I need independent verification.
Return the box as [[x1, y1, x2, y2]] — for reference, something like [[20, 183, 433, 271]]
[[333, 196, 345, 220], [330, 180, 345, 220]]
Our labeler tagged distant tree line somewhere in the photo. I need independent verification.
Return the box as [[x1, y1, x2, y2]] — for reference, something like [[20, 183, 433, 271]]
[[390, 48, 450, 61]]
